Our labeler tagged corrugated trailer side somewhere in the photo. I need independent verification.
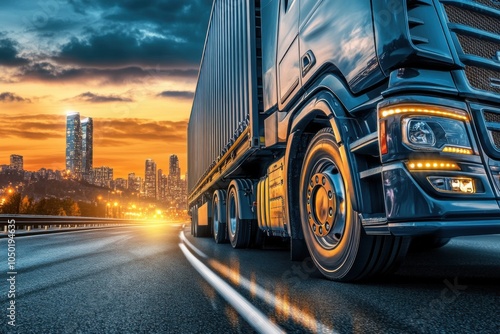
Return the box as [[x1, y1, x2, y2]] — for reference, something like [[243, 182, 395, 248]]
[[188, 0, 262, 205]]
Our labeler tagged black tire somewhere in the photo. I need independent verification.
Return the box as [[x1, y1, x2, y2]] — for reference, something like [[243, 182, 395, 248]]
[[299, 128, 409, 281], [227, 185, 251, 248], [212, 190, 227, 243], [191, 205, 198, 237]]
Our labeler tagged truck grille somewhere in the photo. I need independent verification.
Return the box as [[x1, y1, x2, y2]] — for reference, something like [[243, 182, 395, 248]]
[[441, 0, 500, 94], [491, 130, 500, 150], [486, 109, 500, 150], [474, 106, 500, 159], [474, 0, 500, 10], [465, 66, 500, 93], [444, 3, 498, 34]]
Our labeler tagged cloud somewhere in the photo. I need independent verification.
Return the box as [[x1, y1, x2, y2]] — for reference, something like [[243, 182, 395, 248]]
[[12, 62, 198, 84], [0, 92, 31, 103], [157, 90, 194, 100], [0, 37, 30, 67], [0, 114, 64, 139], [94, 118, 187, 143], [53, 27, 203, 67], [68, 92, 133, 103], [28, 18, 80, 33], [0, 113, 186, 145], [69, 0, 212, 30]]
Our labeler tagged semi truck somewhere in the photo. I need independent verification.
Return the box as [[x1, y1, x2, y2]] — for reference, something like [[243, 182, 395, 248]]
[[187, 0, 500, 281]]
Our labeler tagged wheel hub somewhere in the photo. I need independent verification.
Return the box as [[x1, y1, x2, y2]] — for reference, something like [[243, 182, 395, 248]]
[[307, 173, 337, 237]]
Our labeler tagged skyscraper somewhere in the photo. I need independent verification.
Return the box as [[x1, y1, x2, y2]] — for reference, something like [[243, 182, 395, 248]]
[[169, 154, 180, 178], [158, 169, 167, 202], [10, 154, 23, 171], [66, 112, 82, 178], [167, 154, 183, 207], [144, 159, 157, 199], [81, 117, 93, 181]]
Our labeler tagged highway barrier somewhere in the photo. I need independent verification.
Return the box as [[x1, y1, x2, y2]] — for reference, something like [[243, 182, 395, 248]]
[[0, 215, 140, 238]]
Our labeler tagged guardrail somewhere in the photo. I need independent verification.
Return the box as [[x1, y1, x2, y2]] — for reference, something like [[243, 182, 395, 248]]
[[0, 215, 139, 235]]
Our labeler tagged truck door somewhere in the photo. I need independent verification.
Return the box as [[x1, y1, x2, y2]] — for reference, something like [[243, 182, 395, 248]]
[[277, 0, 300, 109]]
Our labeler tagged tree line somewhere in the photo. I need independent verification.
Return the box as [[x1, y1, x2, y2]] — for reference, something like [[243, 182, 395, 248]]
[[0, 194, 104, 217]]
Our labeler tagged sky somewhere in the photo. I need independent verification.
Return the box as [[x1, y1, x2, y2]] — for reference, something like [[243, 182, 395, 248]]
[[0, 0, 213, 178]]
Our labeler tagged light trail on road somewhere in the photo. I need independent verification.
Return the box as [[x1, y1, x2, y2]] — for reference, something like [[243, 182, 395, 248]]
[[179, 242, 285, 334], [179, 230, 338, 334]]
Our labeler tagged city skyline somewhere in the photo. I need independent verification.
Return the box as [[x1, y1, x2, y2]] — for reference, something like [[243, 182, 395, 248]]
[[0, 112, 188, 180], [0, 152, 187, 210], [0, 1, 212, 178]]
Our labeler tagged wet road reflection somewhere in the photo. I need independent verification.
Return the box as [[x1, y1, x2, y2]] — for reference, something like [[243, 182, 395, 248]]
[[183, 230, 500, 333]]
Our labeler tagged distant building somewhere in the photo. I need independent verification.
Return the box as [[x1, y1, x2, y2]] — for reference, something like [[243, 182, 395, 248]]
[[65, 112, 93, 181], [166, 154, 183, 207], [144, 159, 157, 199], [38, 168, 47, 179], [10, 154, 23, 171], [66, 112, 82, 178], [47, 169, 57, 180], [158, 169, 167, 202], [93, 166, 113, 188], [169, 154, 180, 178], [114, 178, 127, 190], [127, 173, 142, 194], [81, 117, 93, 182]]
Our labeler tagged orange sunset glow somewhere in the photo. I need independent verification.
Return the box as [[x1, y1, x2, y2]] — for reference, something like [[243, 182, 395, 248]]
[[0, 0, 214, 178]]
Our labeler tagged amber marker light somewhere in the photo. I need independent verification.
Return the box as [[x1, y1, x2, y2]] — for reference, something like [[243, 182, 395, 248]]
[[379, 104, 469, 121], [442, 146, 473, 155], [407, 161, 461, 171]]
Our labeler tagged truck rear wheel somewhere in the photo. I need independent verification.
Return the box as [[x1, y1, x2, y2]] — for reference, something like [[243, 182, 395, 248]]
[[299, 128, 408, 281], [212, 190, 227, 243], [227, 185, 251, 248], [191, 205, 198, 237]]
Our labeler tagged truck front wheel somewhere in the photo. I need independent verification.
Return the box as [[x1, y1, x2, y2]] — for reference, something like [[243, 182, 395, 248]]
[[299, 128, 408, 281]]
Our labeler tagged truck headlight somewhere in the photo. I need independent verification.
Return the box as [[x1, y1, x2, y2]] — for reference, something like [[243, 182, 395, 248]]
[[402, 117, 472, 154]]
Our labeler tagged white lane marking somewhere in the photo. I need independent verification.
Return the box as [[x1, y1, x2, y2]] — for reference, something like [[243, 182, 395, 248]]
[[179, 243, 285, 334], [179, 231, 208, 258], [180, 231, 336, 334]]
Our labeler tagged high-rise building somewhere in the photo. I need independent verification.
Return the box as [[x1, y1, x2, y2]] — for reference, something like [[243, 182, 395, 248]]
[[10, 154, 23, 171], [166, 154, 184, 208], [128, 173, 142, 194], [169, 154, 180, 178], [81, 117, 93, 182], [128, 173, 136, 190], [66, 112, 82, 178], [158, 169, 167, 202], [93, 166, 113, 188], [144, 159, 157, 199]]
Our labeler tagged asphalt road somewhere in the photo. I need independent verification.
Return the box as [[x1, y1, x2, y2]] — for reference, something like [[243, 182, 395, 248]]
[[1, 223, 499, 333]]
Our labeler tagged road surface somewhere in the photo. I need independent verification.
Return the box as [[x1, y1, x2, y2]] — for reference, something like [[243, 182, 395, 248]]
[[1, 222, 499, 333]]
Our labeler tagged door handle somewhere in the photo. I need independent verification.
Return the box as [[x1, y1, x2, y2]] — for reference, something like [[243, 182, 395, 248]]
[[301, 50, 316, 76]]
